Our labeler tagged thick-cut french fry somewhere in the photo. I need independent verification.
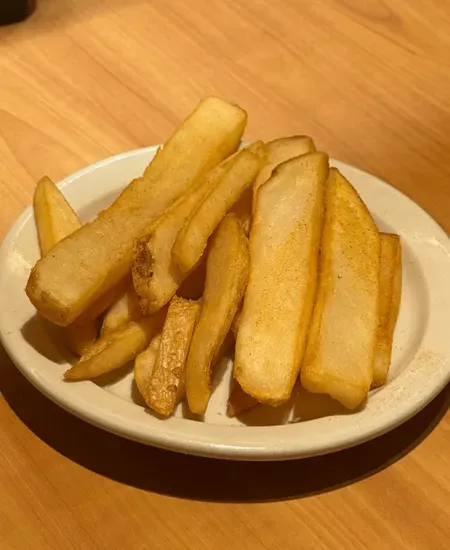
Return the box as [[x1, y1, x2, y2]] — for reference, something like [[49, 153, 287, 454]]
[[229, 137, 314, 235], [301, 168, 380, 410], [79, 279, 130, 323], [144, 297, 200, 416], [229, 137, 315, 239], [172, 147, 263, 275], [33, 176, 98, 355], [132, 143, 263, 314], [64, 313, 165, 380], [34, 176, 81, 255], [134, 333, 162, 399], [253, 135, 316, 199], [186, 214, 250, 415], [372, 233, 402, 388], [131, 156, 232, 314], [235, 153, 328, 405], [27, 97, 247, 326], [101, 284, 140, 337]]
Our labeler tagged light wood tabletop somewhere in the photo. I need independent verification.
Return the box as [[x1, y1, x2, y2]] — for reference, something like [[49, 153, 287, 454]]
[[1, 1, 449, 548]]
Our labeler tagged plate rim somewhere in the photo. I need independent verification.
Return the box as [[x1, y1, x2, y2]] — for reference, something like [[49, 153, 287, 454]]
[[1, 146, 449, 461]]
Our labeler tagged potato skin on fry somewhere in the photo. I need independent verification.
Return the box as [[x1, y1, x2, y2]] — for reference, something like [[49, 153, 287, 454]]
[[372, 233, 402, 388], [145, 297, 200, 417], [186, 214, 250, 415], [64, 314, 165, 380], [235, 153, 328, 405], [27, 97, 247, 326], [134, 334, 162, 403], [301, 168, 380, 410]]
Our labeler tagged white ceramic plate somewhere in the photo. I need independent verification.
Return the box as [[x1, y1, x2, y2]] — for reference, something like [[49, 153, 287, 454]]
[[1, 146, 449, 460]]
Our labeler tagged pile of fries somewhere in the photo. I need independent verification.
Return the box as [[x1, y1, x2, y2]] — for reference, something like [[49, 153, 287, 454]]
[[26, 97, 402, 419]]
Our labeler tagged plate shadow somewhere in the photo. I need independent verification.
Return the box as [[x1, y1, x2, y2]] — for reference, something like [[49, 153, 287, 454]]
[[21, 314, 72, 364], [0, 343, 448, 503]]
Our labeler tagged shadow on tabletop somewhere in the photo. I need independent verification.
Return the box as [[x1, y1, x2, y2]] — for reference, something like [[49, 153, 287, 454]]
[[0, 343, 448, 503]]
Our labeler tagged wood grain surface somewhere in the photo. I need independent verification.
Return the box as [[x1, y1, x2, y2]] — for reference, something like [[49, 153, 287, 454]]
[[0, 1, 449, 548]]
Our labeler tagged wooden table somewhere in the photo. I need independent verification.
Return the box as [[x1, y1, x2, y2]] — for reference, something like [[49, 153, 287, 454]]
[[1, 1, 449, 548]]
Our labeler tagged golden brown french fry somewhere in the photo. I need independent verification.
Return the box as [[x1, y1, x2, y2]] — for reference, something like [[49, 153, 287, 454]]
[[64, 313, 165, 380], [33, 176, 98, 355], [101, 284, 140, 337], [235, 153, 328, 405], [301, 168, 380, 410], [27, 97, 247, 326], [372, 233, 402, 388], [172, 147, 263, 275], [132, 143, 263, 314], [253, 135, 316, 199], [134, 333, 162, 399], [143, 297, 200, 416], [227, 383, 258, 417], [186, 214, 250, 415], [131, 154, 233, 314]]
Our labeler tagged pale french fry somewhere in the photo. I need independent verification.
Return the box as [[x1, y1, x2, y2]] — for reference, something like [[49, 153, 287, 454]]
[[101, 283, 140, 337], [33, 176, 97, 355], [186, 214, 250, 415], [230, 137, 314, 235], [27, 97, 247, 326], [134, 334, 162, 399], [131, 155, 232, 314], [34, 176, 81, 255], [172, 147, 263, 275], [145, 297, 200, 416], [229, 137, 313, 235], [235, 153, 328, 405], [301, 168, 380, 410], [64, 313, 165, 380], [372, 233, 402, 388], [253, 135, 316, 199]]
